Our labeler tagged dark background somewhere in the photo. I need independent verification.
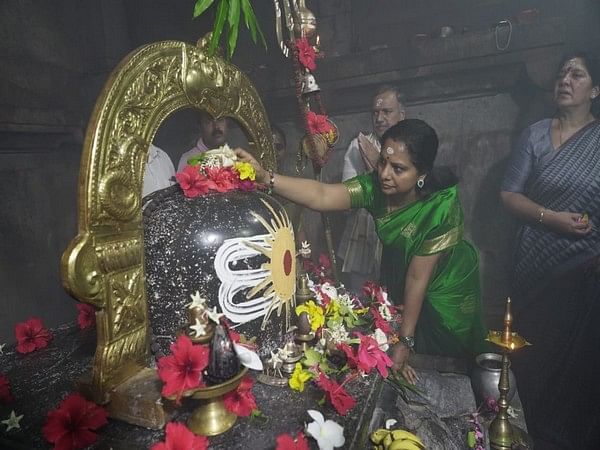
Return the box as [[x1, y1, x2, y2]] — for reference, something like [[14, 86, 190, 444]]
[[1, 0, 599, 343]]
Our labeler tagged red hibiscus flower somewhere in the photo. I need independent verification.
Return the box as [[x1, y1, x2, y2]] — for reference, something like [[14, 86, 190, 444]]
[[276, 431, 310, 450], [336, 343, 359, 370], [176, 165, 216, 198], [157, 335, 209, 402], [15, 317, 52, 354], [363, 280, 380, 298], [315, 372, 356, 416], [151, 421, 208, 450], [205, 166, 238, 193], [42, 393, 108, 450], [0, 373, 14, 403], [223, 375, 257, 417], [76, 304, 95, 330], [295, 37, 316, 71], [306, 112, 333, 136], [369, 305, 391, 334], [355, 332, 393, 378]]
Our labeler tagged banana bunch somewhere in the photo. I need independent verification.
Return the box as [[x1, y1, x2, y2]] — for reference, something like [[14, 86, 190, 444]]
[[370, 428, 426, 450]]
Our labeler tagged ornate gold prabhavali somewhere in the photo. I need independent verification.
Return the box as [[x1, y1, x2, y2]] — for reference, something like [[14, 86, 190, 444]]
[[61, 35, 275, 407]]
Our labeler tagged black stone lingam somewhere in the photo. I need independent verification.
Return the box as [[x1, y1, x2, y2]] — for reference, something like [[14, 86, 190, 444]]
[[205, 325, 241, 384], [143, 185, 294, 360]]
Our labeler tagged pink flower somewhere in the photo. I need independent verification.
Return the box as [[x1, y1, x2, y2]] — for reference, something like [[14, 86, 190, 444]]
[[15, 317, 52, 354], [276, 431, 310, 450], [306, 112, 333, 135], [42, 393, 108, 450], [296, 38, 316, 71], [238, 179, 256, 192], [223, 375, 257, 417], [157, 335, 209, 402], [337, 343, 359, 369], [0, 373, 14, 403], [355, 332, 393, 378], [315, 373, 356, 416], [76, 304, 95, 330], [362, 280, 381, 298], [176, 165, 215, 198], [151, 421, 208, 450], [205, 166, 238, 193]]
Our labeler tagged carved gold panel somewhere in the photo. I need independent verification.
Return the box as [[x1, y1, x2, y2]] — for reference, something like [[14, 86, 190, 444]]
[[61, 36, 275, 403]]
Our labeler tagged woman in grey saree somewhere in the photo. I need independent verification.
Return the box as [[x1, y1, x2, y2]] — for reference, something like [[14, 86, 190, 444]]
[[501, 53, 600, 450]]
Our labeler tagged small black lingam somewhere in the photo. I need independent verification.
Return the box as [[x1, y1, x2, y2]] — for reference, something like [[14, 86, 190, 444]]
[[205, 325, 241, 384]]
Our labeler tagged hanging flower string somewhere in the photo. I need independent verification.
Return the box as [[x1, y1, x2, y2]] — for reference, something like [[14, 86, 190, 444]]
[[175, 145, 259, 198]]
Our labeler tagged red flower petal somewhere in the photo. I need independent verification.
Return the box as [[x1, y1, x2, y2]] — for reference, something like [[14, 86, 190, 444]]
[[15, 317, 52, 354], [42, 393, 108, 450], [0, 373, 14, 403], [223, 377, 257, 417], [157, 336, 209, 401], [151, 421, 209, 450], [296, 38, 316, 71], [276, 431, 310, 450], [76, 304, 95, 330]]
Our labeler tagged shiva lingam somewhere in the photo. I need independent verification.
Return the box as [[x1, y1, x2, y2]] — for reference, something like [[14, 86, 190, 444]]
[[486, 298, 531, 449]]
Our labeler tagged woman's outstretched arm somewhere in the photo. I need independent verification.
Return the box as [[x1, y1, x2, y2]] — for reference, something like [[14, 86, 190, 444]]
[[235, 148, 351, 211]]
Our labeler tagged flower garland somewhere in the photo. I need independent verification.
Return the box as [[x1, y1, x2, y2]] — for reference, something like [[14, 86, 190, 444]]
[[175, 145, 259, 198]]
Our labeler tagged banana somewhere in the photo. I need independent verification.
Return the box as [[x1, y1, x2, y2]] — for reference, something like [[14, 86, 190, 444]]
[[370, 429, 391, 444], [388, 439, 423, 450], [383, 433, 394, 449], [390, 430, 425, 448]]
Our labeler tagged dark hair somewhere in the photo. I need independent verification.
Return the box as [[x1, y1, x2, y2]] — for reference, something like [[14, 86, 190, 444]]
[[557, 51, 600, 117], [374, 85, 406, 108], [380, 119, 457, 194]]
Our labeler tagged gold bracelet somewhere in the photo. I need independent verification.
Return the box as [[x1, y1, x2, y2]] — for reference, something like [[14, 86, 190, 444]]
[[538, 208, 545, 223]]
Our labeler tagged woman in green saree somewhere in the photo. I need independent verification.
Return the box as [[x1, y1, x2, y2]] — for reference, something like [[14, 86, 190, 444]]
[[236, 119, 487, 382]]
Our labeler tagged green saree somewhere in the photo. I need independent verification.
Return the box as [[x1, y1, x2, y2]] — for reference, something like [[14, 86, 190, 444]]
[[344, 172, 487, 358]]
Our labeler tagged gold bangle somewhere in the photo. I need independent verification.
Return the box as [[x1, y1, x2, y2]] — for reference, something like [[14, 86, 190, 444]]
[[538, 208, 545, 223]]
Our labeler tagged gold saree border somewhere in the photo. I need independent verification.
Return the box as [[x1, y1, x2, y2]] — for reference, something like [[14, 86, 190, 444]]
[[420, 226, 463, 255]]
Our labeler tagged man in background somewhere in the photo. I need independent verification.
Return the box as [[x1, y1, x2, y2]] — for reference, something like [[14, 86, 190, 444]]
[[142, 143, 175, 198], [177, 112, 229, 171], [337, 86, 406, 292]]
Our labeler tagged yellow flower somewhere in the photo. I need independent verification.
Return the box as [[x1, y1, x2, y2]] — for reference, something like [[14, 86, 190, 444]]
[[325, 300, 341, 321], [296, 300, 325, 332], [234, 162, 256, 180], [288, 362, 312, 392], [354, 307, 369, 316]]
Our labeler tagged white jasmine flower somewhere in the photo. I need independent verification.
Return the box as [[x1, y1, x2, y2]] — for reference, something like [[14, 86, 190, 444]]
[[306, 410, 345, 450], [378, 303, 392, 321], [203, 145, 236, 167]]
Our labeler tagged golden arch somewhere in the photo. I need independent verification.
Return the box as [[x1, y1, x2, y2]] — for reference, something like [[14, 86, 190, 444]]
[[61, 36, 275, 404]]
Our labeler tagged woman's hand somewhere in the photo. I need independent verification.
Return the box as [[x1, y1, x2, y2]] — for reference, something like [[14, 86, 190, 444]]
[[391, 344, 418, 385], [544, 210, 592, 236], [234, 148, 269, 184]]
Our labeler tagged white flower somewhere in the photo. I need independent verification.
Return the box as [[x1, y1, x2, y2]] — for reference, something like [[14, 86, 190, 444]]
[[338, 293, 354, 310], [372, 328, 389, 352], [320, 283, 338, 300], [379, 290, 391, 305], [203, 144, 236, 167], [325, 322, 350, 344], [378, 303, 392, 321], [299, 241, 312, 258], [306, 410, 345, 450], [234, 343, 263, 371]]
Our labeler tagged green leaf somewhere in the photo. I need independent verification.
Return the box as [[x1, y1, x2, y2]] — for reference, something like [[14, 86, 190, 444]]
[[227, 0, 241, 58], [303, 348, 323, 367], [240, 0, 267, 49], [317, 396, 326, 406], [208, 0, 229, 55], [193, 0, 215, 18], [467, 430, 476, 448]]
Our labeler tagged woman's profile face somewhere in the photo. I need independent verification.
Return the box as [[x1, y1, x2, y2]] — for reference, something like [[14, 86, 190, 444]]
[[554, 57, 598, 110], [377, 139, 421, 198]]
